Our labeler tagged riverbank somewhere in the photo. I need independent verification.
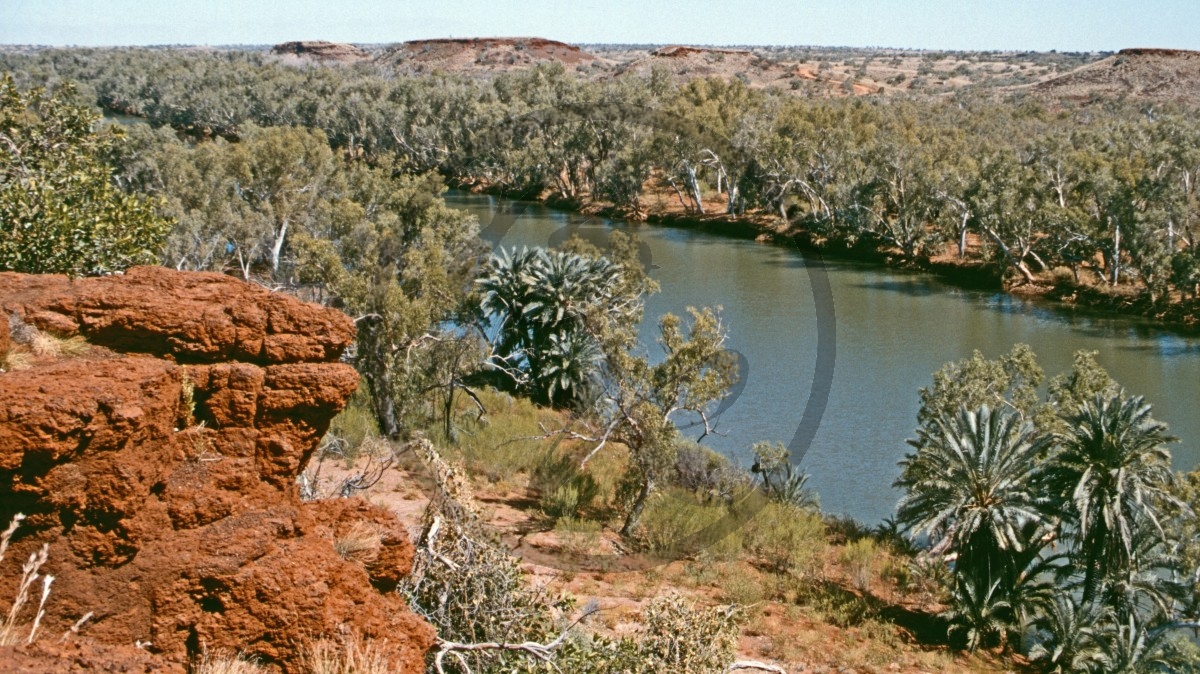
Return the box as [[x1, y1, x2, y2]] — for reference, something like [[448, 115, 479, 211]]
[[457, 179, 1200, 334]]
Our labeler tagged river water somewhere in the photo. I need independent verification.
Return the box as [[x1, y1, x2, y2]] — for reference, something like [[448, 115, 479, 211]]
[[447, 190, 1200, 524]]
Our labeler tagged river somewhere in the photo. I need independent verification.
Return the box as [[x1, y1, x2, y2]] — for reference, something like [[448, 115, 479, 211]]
[[446, 190, 1200, 524]]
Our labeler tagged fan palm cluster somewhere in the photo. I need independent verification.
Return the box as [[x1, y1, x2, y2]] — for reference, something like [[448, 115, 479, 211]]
[[896, 394, 1198, 671], [478, 246, 630, 407]]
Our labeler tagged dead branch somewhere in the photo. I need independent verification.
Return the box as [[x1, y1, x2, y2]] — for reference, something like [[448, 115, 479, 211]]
[[432, 602, 599, 674], [728, 661, 788, 673]]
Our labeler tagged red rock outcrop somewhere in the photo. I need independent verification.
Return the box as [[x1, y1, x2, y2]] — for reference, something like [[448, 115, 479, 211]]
[[0, 267, 434, 672], [270, 41, 370, 63]]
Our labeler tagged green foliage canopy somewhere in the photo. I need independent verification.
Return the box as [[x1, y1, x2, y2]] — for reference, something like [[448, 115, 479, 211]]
[[0, 76, 170, 276]]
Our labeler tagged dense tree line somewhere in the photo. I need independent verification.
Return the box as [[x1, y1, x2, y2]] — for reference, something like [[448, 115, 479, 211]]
[[5, 47, 1200, 301]]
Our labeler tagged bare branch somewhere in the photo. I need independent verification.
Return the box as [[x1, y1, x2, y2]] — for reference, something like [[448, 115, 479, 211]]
[[433, 603, 599, 674], [728, 660, 788, 673]]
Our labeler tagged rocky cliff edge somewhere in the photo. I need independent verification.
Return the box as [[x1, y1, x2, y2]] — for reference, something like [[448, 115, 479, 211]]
[[0, 266, 433, 672]]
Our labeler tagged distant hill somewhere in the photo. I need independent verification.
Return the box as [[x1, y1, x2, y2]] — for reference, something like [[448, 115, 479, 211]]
[[270, 41, 369, 64], [377, 37, 601, 74], [254, 37, 1143, 103], [615, 45, 881, 96], [1030, 48, 1200, 106]]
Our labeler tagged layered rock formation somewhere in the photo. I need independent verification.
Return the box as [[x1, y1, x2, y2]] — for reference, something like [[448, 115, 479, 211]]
[[0, 266, 433, 672]]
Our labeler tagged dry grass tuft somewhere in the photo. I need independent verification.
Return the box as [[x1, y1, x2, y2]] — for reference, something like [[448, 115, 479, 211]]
[[2, 351, 32, 371], [303, 635, 395, 674], [333, 522, 382, 565], [0, 513, 54, 647], [30, 334, 89, 360], [4, 316, 89, 368], [194, 649, 266, 674]]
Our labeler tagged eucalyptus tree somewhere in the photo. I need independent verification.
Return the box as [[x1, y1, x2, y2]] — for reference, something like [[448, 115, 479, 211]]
[[606, 306, 739, 536], [665, 77, 762, 215], [929, 130, 980, 259], [916, 343, 1045, 432], [1052, 122, 1176, 292], [587, 77, 663, 213], [850, 117, 949, 261], [1152, 114, 1200, 278], [293, 165, 487, 439], [774, 100, 878, 241], [967, 148, 1053, 285], [114, 123, 341, 280]]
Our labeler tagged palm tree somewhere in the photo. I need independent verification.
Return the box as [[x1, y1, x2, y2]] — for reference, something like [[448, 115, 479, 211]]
[[897, 405, 1056, 591], [944, 575, 1015, 651], [896, 405, 1058, 648], [478, 246, 623, 406], [1050, 393, 1179, 606], [1028, 594, 1113, 674], [1101, 612, 1195, 674]]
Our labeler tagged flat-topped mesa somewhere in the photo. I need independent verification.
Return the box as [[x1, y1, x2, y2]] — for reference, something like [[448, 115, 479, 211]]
[[270, 40, 370, 63], [651, 45, 751, 57], [0, 267, 432, 672], [403, 36, 589, 53], [1117, 48, 1200, 58], [382, 36, 598, 69]]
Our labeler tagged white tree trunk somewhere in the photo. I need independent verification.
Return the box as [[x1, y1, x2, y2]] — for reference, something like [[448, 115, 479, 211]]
[[271, 216, 290, 276]]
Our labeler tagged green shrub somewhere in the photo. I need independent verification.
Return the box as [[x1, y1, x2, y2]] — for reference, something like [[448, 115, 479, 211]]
[[901, 552, 952, 603], [407, 441, 744, 674], [800, 582, 877, 628], [436, 387, 557, 483], [720, 568, 765, 607], [326, 387, 379, 458], [1050, 265, 1076, 285], [742, 499, 826, 578], [840, 538, 877, 592], [672, 441, 747, 503], [532, 453, 599, 519], [554, 516, 603, 556], [634, 594, 741, 672], [824, 515, 875, 544], [0, 77, 170, 276], [750, 441, 819, 510], [636, 488, 742, 559]]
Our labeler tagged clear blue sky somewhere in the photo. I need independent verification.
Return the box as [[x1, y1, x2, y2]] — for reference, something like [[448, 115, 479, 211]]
[[2, 0, 1198, 52]]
